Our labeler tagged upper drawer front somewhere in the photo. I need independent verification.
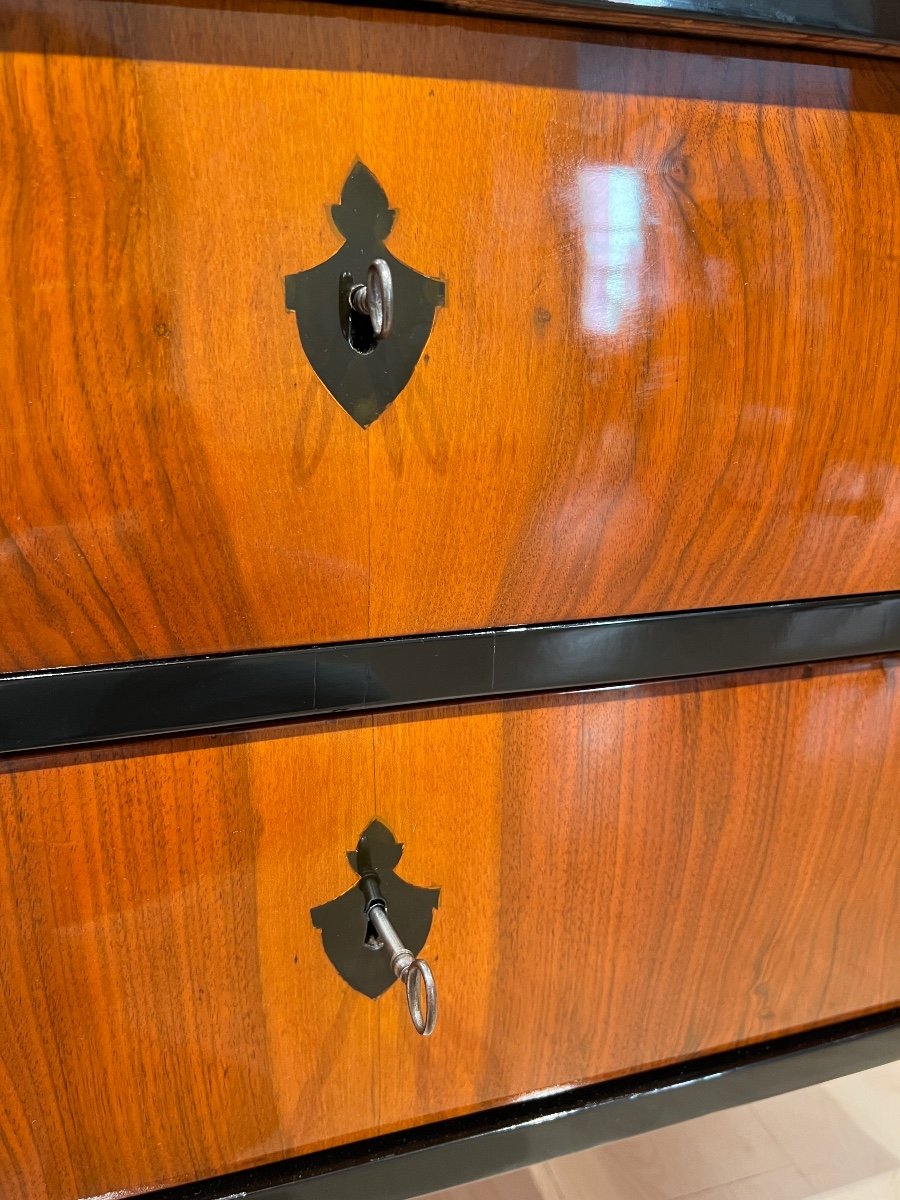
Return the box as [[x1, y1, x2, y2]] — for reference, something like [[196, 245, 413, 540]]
[[2, 1, 900, 671], [1, 658, 897, 1199]]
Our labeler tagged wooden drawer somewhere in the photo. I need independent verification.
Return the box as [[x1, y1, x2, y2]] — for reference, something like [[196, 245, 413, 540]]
[[1, 1, 899, 671], [1, 657, 897, 1199]]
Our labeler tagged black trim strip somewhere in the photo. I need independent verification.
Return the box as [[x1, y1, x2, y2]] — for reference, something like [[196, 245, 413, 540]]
[[446, 0, 900, 41], [435, 0, 900, 55], [0, 593, 897, 756], [146, 1006, 900, 1200]]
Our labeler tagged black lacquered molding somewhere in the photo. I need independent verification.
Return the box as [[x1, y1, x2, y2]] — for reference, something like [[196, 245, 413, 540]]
[[432, 0, 900, 56], [145, 1006, 900, 1200], [0, 593, 897, 756]]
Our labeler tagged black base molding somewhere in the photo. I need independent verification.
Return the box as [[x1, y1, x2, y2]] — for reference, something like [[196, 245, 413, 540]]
[[145, 1006, 900, 1200], [1, 593, 898, 755]]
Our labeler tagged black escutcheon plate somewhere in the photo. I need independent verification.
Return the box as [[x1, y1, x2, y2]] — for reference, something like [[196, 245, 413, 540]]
[[311, 820, 440, 999], [285, 162, 445, 428]]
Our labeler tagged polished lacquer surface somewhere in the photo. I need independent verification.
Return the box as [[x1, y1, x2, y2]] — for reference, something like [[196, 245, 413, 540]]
[[0, 659, 897, 1199], [447, 0, 900, 58], [0, 2, 898, 669]]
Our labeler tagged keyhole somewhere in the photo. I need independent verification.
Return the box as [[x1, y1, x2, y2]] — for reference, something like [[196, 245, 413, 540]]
[[363, 918, 384, 951]]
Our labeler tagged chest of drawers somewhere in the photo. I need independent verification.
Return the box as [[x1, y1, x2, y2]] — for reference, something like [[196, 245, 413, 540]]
[[0, 1, 898, 1198]]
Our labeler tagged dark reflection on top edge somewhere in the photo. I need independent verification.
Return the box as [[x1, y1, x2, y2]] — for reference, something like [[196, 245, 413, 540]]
[[0, 0, 897, 112]]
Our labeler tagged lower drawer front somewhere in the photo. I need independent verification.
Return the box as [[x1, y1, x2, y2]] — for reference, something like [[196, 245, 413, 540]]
[[0, 658, 897, 1200]]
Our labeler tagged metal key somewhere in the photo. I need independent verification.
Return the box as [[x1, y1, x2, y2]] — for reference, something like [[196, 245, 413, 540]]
[[359, 871, 437, 1036], [348, 258, 394, 340]]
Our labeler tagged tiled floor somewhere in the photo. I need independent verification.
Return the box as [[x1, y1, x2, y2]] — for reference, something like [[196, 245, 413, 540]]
[[426, 1061, 900, 1200]]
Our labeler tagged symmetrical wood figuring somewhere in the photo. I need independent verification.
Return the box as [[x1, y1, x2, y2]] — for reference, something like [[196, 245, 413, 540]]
[[0, 2, 899, 669], [0, 658, 897, 1199]]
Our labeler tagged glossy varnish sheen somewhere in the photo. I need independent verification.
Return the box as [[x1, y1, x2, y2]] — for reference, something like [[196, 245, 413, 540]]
[[448, 0, 900, 58], [0, 658, 897, 1199], [0, 2, 899, 669]]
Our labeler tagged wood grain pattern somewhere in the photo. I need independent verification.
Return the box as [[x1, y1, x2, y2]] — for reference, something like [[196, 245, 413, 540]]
[[373, 658, 900, 1134], [0, 720, 379, 1200], [0, 658, 897, 1199], [0, 1, 898, 670]]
